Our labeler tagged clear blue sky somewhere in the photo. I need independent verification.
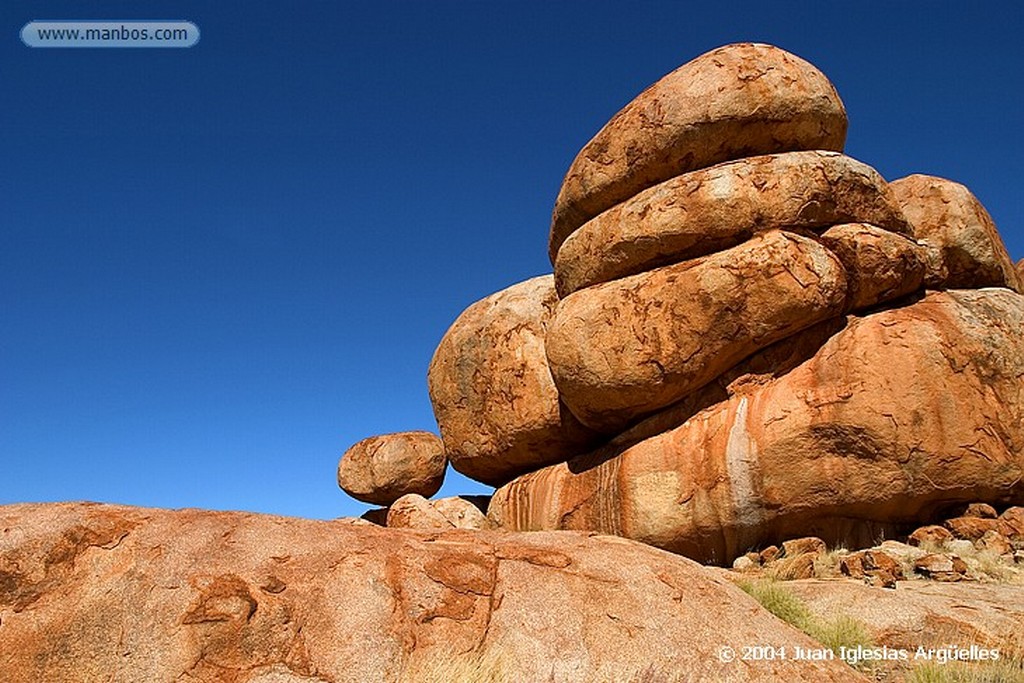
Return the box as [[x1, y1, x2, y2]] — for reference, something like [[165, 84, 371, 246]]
[[2, 2, 1021, 521]]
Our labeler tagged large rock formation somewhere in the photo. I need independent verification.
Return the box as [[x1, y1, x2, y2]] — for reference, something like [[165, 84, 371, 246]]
[[342, 43, 1022, 575], [491, 290, 1024, 564], [426, 275, 599, 486], [0, 503, 866, 682], [549, 43, 848, 262]]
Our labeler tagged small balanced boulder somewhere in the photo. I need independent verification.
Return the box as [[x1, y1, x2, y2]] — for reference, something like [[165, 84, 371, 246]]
[[549, 42, 848, 262], [337, 431, 446, 506]]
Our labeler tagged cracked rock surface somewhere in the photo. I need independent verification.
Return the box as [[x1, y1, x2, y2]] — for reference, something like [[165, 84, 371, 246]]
[[0, 502, 866, 682]]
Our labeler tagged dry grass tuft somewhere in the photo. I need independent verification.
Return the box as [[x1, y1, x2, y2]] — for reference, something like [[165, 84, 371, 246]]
[[400, 648, 513, 683], [737, 578, 876, 672]]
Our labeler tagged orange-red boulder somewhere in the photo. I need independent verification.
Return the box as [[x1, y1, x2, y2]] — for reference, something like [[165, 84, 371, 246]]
[[889, 174, 1021, 292], [427, 275, 599, 486], [908, 525, 954, 547], [555, 151, 910, 295], [818, 223, 925, 311], [337, 431, 446, 506], [546, 230, 847, 432], [549, 43, 848, 262], [491, 289, 1024, 564]]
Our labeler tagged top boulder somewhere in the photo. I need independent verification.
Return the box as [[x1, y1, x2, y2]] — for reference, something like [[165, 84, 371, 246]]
[[548, 43, 848, 263]]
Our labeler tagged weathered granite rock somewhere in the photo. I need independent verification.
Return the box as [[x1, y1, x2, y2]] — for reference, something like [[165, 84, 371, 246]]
[[386, 493, 455, 530], [979, 530, 1013, 555], [546, 230, 847, 432], [781, 537, 827, 558], [0, 503, 866, 683], [427, 275, 599, 486], [492, 290, 1024, 564], [1018, 258, 1024, 282], [915, 553, 968, 581], [337, 431, 446, 506], [999, 506, 1024, 540], [555, 151, 910, 295], [839, 550, 903, 587], [549, 43, 848, 262], [908, 525, 954, 548], [889, 174, 1021, 292], [431, 496, 493, 530], [944, 516, 1001, 542], [383, 495, 493, 531], [818, 223, 925, 311], [958, 502, 999, 519]]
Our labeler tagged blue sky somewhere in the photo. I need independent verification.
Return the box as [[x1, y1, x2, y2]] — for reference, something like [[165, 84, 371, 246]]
[[2, 2, 1021, 521]]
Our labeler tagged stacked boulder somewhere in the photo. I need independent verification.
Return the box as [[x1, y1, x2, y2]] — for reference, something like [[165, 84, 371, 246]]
[[341, 43, 1024, 565], [336, 432, 493, 529]]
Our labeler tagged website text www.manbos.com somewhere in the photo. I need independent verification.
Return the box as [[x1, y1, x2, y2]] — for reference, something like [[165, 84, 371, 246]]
[[21, 21, 199, 48]]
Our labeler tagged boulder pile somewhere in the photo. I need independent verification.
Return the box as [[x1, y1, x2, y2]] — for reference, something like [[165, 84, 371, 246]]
[[340, 43, 1023, 566]]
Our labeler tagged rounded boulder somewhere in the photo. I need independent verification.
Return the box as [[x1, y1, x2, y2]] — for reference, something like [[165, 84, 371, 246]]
[[555, 151, 910, 295], [549, 42, 848, 263], [546, 230, 848, 432], [889, 174, 1021, 292], [427, 275, 600, 486], [337, 431, 446, 506]]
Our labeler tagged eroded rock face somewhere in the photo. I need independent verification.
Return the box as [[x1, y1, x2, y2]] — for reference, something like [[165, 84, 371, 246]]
[[0, 503, 866, 683], [337, 431, 446, 506], [889, 174, 1021, 292], [546, 230, 847, 432], [549, 43, 848, 262], [492, 290, 1024, 564], [555, 151, 910, 295], [818, 223, 926, 311], [427, 275, 599, 486]]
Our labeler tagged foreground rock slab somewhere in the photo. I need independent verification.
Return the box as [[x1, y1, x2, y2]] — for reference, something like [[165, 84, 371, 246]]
[[784, 579, 1024, 655], [0, 503, 865, 683]]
